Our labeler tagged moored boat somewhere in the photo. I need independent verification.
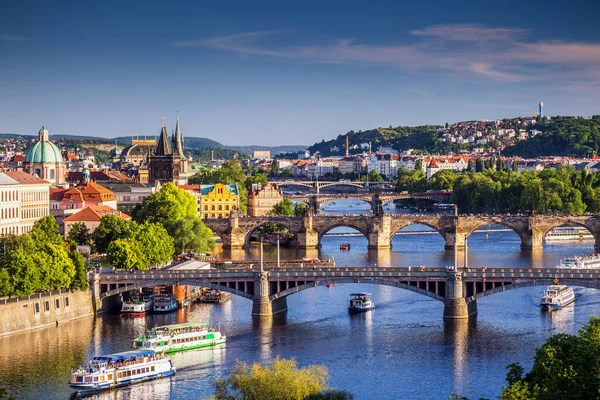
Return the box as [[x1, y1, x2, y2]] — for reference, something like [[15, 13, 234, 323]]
[[340, 243, 351, 250], [122, 291, 157, 314], [348, 292, 375, 314], [545, 226, 593, 241], [153, 294, 178, 313], [557, 253, 600, 269], [132, 322, 226, 353], [540, 285, 575, 310], [69, 349, 175, 393]]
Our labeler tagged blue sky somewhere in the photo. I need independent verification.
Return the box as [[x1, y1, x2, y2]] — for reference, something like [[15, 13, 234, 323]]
[[1, 0, 599, 146]]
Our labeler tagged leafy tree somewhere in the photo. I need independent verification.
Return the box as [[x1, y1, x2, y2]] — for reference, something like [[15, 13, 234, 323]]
[[42, 243, 76, 290], [466, 160, 474, 173], [368, 170, 384, 182], [30, 216, 62, 247], [475, 159, 485, 173], [428, 170, 455, 191], [294, 203, 309, 217], [133, 182, 196, 224], [67, 222, 92, 246], [106, 239, 145, 270], [168, 217, 214, 254], [269, 199, 295, 216], [211, 357, 333, 400], [134, 222, 175, 268], [269, 159, 280, 177], [92, 214, 137, 253], [500, 316, 600, 400], [245, 174, 268, 189], [4, 248, 39, 297], [69, 249, 88, 290]]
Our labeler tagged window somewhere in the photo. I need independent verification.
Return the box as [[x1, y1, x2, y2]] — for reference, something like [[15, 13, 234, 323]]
[[45, 301, 50, 311], [34, 302, 40, 314], [55, 298, 60, 309], [218, 205, 222, 211], [204, 205, 208, 210], [225, 205, 230, 211], [211, 205, 215, 210], [64, 296, 69, 307]]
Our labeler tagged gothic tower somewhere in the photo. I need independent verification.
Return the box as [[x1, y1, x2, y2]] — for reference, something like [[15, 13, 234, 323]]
[[148, 116, 188, 185]]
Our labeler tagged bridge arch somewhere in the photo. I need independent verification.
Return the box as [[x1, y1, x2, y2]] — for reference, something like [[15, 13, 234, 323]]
[[464, 218, 523, 240], [269, 278, 445, 302], [539, 220, 595, 240], [390, 220, 443, 238], [100, 279, 254, 300], [318, 182, 365, 191], [242, 219, 301, 247], [468, 279, 600, 302], [315, 222, 370, 242]]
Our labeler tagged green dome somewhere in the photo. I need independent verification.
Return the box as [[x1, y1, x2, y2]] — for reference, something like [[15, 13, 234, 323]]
[[25, 140, 64, 164]]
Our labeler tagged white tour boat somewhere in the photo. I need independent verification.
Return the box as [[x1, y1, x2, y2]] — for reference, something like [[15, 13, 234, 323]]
[[540, 285, 575, 310], [69, 349, 175, 392], [122, 292, 157, 314], [557, 254, 600, 269], [348, 292, 375, 314], [545, 226, 593, 241], [132, 322, 226, 353], [153, 294, 178, 313]]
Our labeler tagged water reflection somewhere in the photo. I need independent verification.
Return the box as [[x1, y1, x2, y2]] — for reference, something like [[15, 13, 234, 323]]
[[444, 317, 477, 395]]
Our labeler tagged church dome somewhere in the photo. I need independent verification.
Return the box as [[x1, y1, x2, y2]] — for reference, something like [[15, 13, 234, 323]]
[[24, 125, 64, 164]]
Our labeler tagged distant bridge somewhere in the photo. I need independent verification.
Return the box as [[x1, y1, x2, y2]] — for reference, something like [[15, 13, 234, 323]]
[[285, 192, 452, 213], [272, 180, 391, 194], [90, 266, 600, 319], [203, 212, 600, 250]]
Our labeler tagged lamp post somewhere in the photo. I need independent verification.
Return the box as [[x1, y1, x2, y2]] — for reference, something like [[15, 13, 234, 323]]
[[260, 236, 264, 272], [277, 234, 280, 269]]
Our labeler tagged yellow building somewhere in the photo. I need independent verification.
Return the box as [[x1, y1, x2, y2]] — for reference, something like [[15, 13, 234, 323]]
[[200, 183, 239, 219]]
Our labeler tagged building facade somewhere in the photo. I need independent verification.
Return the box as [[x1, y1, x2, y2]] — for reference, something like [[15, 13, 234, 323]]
[[63, 205, 131, 238], [23, 125, 66, 184], [200, 183, 239, 219], [0, 171, 50, 235], [247, 183, 283, 216]]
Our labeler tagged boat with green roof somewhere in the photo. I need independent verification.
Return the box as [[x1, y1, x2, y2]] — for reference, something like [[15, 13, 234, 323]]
[[132, 322, 226, 353]]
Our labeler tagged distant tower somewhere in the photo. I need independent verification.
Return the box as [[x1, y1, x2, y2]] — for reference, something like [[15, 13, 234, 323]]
[[345, 135, 349, 157], [539, 101, 544, 118]]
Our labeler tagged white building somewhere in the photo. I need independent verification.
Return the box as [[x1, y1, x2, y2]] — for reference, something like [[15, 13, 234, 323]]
[[0, 171, 50, 236]]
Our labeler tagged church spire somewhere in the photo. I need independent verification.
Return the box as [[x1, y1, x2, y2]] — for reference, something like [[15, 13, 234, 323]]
[[155, 117, 172, 156], [173, 112, 185, 158]]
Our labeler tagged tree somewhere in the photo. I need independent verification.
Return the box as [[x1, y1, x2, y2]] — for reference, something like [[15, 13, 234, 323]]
[[134, 182, 197, 224], [4, 248, 39, 297], [67, 222, 92, 246], [368, 170, 383, 183], [92, 214, 137, 254], [69, 249, 88, 290], [168, 217, 215, 254], [30, 216, 62, 248], [269, 159, 280, 177], [211, 357, 342, 400], [466, 160, 474, 173], [135, 222, 175, 268], [106, 239, 145, 270], [475, 159, 485, 172], [294, 203, 309, 217], [42, 243, 76, 290], [269, 199, 295, 216], [245, 174, 268, 189], [500, 316, 600, 400]]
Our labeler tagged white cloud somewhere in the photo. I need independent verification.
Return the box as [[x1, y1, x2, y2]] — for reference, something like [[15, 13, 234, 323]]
[[174, 24, 600, 85], [0, 35, 26, 41]]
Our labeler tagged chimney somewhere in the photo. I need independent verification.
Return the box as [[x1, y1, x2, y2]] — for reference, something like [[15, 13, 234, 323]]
[[345, 135, 349, 157]]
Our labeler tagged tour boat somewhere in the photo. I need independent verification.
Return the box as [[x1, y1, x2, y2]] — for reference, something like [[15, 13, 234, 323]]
[[69, 349, 175, 392], [557, 254, 600, 269], [153, 294, 178, 313], [196, 289, 233, 303], [122, 292, 157, 314], [132, 322, 226, 353], [540, 285, 575, 310], [348, 292, 375, 314], [545, 226, 593, 241]]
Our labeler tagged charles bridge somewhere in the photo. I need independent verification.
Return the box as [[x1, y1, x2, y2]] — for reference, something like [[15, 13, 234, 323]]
[[91, 266, 600, 319], [203, 211, 600, 251]]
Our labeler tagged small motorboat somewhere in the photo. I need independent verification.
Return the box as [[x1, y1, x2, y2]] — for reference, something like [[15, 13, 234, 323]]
[[326, 284, 339, 289], [348, 292, 375, 314], [340, 243, 351, 250]]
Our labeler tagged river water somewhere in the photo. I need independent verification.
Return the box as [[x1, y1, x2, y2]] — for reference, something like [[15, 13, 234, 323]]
[[2, 200, 599, 400]]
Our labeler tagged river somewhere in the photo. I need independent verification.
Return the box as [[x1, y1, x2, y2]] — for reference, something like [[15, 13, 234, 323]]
[[1, 200, 599, 400]]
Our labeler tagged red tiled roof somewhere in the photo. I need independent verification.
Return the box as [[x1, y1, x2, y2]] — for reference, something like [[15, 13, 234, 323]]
[[64, 205, 130, 222], [3, 170, 49, 184]]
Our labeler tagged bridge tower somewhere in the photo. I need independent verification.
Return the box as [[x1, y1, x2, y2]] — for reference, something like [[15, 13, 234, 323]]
[[295, 207, 319, 248], [367, 214, 392, 249], [443, 271, 477, 319]]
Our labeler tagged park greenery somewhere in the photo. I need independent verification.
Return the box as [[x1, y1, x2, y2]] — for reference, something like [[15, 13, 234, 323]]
[[269, 199, 309, 217], [499, 316, 600, 400], [394, 163, 600, 214], [210, 357, 353, 400], [0, 216, 87, 297]]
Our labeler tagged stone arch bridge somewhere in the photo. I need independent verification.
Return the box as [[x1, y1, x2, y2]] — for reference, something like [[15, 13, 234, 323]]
[[285, 192, 451, 213], [203, 213, 600, 250], [90, 267, 600, 319]]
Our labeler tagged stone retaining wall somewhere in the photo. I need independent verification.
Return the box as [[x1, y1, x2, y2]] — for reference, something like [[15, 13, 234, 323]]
[[0, 290, 94, 337]]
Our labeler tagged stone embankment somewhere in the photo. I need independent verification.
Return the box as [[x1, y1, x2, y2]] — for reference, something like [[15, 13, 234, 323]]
[[0, 289, 93, 337]]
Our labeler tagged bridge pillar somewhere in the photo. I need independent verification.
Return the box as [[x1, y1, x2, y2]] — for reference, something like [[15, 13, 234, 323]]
[[520, 228, 544, 250], [443, 232, 467, 250], [368, 215, 392, 249], [309, 196, 320, 213], [88, 272, 103, 314], [295, 229, 319, 248], [252, 271, 288, 317], [443, 271, 477, 319]]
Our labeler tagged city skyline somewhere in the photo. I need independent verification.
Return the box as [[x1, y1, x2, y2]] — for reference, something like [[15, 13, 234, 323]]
[[1, 0, 599, 145]]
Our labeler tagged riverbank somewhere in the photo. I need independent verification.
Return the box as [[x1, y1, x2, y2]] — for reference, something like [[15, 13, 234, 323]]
[[0, 289, 94, 337]]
